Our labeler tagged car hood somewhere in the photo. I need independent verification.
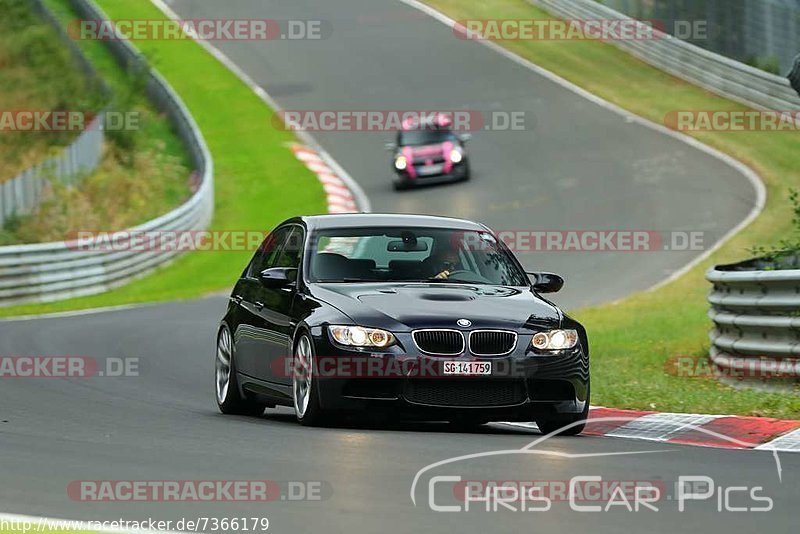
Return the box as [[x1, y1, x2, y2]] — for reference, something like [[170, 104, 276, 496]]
[[309, 283, 561, 332], [401, 142, 458, 161]]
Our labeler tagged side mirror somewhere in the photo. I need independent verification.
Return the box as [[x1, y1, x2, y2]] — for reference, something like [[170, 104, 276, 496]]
[[259, 267, 297, 288], [459, 133, 471, 143], [384, 142, 397, 151], [528, 272, 564, 293]]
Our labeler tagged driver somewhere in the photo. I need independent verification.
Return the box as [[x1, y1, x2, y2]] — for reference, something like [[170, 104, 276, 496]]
[[421, 248, 462, 280]]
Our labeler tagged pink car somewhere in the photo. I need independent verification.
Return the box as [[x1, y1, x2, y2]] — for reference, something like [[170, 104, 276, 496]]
[[388, 114, 471, 190]]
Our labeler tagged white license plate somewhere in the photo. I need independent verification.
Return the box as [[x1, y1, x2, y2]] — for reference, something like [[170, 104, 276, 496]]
[[418, 164, 443, 176], [442, 361, 492, 376]]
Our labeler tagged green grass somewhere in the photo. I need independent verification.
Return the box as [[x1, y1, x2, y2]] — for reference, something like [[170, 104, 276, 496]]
[[428, 0, 800, 417], [41, 0, 188, 164], [0, 0, 103, 180], [0, 0, 192, 245], [0, 0, 325, 315]]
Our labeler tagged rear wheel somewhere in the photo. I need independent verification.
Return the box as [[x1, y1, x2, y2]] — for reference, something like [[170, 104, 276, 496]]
[[216, 326, 266, 416], [293, 333, 328, 426]]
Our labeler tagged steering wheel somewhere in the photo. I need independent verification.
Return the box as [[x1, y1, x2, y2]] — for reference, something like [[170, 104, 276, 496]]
[[440, 269, 472, 279], [431, 269, 489, 283]]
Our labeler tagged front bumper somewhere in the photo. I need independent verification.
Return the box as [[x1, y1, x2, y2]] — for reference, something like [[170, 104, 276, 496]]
[[394, 160, 469, 186], [309, 327, 589, 421]]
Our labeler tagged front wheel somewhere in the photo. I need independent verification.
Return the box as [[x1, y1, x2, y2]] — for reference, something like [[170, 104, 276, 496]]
[[293, 333, 329, 426], [216, 325, 266, 416], [460, 162, 471, 182], [535, 385, 590, 436]]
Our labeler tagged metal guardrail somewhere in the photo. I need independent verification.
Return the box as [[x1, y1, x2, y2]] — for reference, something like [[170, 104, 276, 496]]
[[529, 0, 800, 111], [706, 264, 800, 390], [0, 113, 104, 225], [599, 0, 800, 76], [0, 0, 214, 307], [0, 0, 109, 225]]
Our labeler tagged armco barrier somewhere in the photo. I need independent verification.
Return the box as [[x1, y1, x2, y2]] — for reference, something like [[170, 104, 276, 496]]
[[0, 113, 104, 225], [707, 263, 800, 391], [529, 0, 800, 111], [0, 0, 213, 307], [0, 0, 109, 226]]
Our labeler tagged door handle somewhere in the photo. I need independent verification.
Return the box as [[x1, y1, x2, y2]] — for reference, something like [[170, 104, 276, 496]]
[[255, 301, 265, 310]]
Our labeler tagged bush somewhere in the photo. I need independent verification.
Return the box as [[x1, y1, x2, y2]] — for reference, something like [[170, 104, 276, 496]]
[[749, 188, 800, 261], [0, 143, 188, 244]]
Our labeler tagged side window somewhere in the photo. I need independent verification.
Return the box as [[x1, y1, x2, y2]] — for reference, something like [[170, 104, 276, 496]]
[[248, 227, 291, 277], [274, 227, 304, 269]]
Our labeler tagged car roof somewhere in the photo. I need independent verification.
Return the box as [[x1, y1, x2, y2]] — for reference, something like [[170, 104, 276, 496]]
[[287, 213, 488, 232]]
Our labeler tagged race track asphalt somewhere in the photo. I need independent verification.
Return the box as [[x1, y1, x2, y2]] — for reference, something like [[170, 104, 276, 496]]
[[163, 0, 759, 308], [0, 299, 797, 533]]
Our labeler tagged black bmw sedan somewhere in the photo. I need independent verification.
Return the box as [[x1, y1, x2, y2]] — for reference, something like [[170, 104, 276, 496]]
[[215, 214, 590, 434]]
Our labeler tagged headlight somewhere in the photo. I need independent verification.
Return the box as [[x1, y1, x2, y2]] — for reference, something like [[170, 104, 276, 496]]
[[531, 329, 578, 351], [449, 147, 463, 164], [394, 155, 408, 170], [330, 325, 396, 348]]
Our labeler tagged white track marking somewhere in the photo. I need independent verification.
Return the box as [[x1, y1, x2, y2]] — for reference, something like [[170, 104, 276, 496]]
[[606, 413, 723, 441], [756, 427, 800, 451]]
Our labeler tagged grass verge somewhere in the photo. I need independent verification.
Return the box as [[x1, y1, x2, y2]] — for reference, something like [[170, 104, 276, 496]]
[[0, 0, 325, 316], [428, 0, 800, 417], [0, 0, 103, 180], [1, 0, 192, 245]]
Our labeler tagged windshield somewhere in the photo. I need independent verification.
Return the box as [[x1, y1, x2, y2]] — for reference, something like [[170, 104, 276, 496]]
[[398, 129, 456, 146], [307, 227, 528, 286]]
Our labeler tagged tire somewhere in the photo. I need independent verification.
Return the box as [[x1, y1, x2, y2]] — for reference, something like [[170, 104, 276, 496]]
[[392, 176, 411, 191], [215, 325, 266, 416], [535, 384, 590, 436], [460, 162, 471, 182], [292, 333, 329, 426]]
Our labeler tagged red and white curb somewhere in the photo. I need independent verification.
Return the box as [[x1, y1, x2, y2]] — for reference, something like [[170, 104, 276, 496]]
[[501, 407, 800, 452], [291, 144, 358, 214]]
